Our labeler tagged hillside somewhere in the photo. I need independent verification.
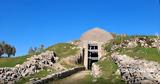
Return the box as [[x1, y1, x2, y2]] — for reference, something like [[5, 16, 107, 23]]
[[49, 35, 160, 84], [0, 35, 159, 84], [93, 35, 160, 83], [0, 43, 81, 84], [0, 43, 79, 67]]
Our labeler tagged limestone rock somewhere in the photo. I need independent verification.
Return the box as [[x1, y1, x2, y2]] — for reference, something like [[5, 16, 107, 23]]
[[0, 51, 56, 83], [111, 53, 160, 84], [92, 63, 101, 78]]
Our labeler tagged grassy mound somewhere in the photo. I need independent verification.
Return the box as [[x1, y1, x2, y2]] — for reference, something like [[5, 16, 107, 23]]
[[46, 43, 79, 59], [119, 47, 160, 62], [105, 35, 160, 62]]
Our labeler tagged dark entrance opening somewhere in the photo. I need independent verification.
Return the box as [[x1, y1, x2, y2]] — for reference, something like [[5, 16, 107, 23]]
[[88, 44, 98, 69]]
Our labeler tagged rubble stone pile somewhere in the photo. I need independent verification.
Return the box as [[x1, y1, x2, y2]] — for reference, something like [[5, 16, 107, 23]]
[[0, 51, 57, 83], [112, 53, 160, 84]]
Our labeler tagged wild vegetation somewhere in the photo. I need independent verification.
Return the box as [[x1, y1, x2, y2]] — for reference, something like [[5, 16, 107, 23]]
[[46, 43, 79, 59], [119, 47, 160, 62], [53, 56, 125, 84], [28, 44, 45, 55], [105, 35, 160, 62], [94, 57, 125, 84], [90, 35, 159, 84], [38, 35, 159, 84], [15, 43, 80, 83], [0, 42, 80, 84]]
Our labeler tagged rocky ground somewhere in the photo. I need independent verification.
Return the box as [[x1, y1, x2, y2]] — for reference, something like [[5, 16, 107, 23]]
[[110, 37, 160, 51], [91, 63, 101, 78], [0, 36, 159, 84], [112, 53, 160, 84], [97, 36, 160, 84], [0, 51, 57, 84]]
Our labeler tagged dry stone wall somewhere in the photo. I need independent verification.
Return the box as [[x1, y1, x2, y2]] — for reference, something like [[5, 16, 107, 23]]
[[112, 53, 160, 84], [32, 66, 85, 84]]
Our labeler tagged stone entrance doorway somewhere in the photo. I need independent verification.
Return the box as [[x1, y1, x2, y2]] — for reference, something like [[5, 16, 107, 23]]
[[80, 28, 114, 69], [87, 44, 98, 69]]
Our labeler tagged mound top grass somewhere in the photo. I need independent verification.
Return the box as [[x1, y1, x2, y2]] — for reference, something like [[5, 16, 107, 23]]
[[105, 35, 160, 62], [46, 43, 79, 59], [119, 47, 160, 62]]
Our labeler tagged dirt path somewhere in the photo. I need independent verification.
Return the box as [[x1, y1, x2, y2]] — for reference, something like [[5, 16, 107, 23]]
[[51, 70, 90, 84]]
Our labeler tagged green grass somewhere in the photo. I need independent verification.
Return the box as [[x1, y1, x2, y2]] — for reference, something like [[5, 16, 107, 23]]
[[129, 35, 158, 38], [99, 35, 159, 84], [119, 47, 160, 62], [78, 75, 93, 84], [105, 35, 160, 62], [0, 43, 81, 84], [94, 57, 125, 84], [104, 35, 134, 52], [55, 56, 125, 84], [0, 55, 28, 67], [110, 35, 158, 45], [15, 43, 80, 83], [46, 43, 79, 59]]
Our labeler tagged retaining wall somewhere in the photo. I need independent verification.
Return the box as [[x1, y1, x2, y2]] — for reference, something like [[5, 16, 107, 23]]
[[32, 66, 85, 84]]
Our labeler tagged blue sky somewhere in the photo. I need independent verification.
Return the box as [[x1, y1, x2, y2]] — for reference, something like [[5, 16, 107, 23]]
[[0, 0, 160, 56]]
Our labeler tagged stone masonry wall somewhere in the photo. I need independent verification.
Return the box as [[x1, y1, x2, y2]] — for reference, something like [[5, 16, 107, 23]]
[[32, 66, 85, 84]]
